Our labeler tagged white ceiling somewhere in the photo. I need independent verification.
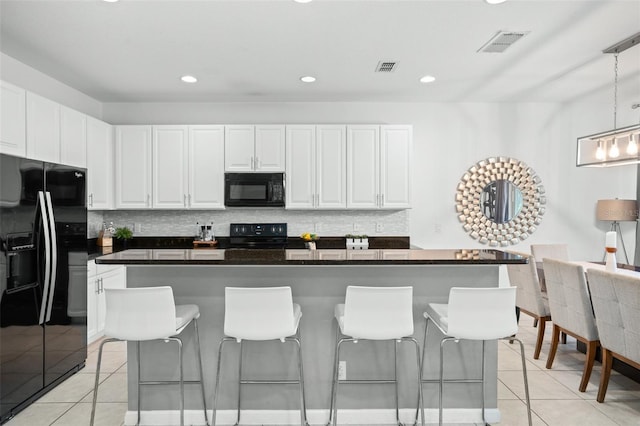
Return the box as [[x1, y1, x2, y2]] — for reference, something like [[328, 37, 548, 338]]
[[1, 0, 639, 104]]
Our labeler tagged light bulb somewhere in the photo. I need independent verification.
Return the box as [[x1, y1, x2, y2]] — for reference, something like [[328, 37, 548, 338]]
[[595, 140, 606, 160], [609, 139, 620, 158], [628, 135, 639, 155]]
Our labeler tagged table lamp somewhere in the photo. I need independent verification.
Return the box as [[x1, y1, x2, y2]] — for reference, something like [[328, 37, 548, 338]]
[[596, 199, 639, 264]]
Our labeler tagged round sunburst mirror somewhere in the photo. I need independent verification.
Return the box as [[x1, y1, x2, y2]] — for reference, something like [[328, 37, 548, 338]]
[[455, 157, 546, 246]]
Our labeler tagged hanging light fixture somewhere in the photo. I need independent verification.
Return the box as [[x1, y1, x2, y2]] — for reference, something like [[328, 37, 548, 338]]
[[576, 32, 640, 167]]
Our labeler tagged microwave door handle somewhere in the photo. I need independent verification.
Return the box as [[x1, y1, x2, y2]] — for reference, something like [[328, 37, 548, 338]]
[[267, 182, 273, 201], [44, 192, 57, 323], [37, 191, 51, 325]]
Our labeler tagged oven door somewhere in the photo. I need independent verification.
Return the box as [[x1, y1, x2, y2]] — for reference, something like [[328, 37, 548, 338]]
[[224, 173, 284, 207]]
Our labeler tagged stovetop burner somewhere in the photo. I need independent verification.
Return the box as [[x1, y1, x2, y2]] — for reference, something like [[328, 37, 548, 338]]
[[229, 223, 287, 249]]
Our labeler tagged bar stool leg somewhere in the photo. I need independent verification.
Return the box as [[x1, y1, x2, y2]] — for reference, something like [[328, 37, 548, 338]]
[[512, 337, 533, 426], [332, 338, 348, 426], [394, 340, 401, 425], [137, 341, 142, 426], [481, 340, 486, 425], [193, 319, 210, 426], [212, 337, 233, 426], [407, 337, 425, 426], [236, 340, 244, 426], [90, 338, 119, 426], [327, 322, 339, 426], [289, 333, 309, 426]]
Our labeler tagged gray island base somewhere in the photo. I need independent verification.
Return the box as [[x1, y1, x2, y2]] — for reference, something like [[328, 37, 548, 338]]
[[95, 248, 527, 425]]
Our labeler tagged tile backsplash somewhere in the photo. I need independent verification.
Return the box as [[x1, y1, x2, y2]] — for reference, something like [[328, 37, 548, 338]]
[[88, 209, 409, 239]]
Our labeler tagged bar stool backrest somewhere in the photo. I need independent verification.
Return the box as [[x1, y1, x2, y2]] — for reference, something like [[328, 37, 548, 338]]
[[342, 286, 414, 340], [104, 287, 177, 341], [542, 259, 598, 341], [506, 251, 550, 317], [224, 286, 297, 341], [530, 244, 569, 263], [586, 269, 640, 364], [446, 287, 518, 340]]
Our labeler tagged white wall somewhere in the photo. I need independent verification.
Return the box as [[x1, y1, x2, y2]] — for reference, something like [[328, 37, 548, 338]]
[[103, 100, 638, 261], [0, 52, 102, 118]]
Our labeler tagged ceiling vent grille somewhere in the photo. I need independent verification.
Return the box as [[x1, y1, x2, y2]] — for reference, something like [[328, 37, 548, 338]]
[[375, 61, 398, 72], [478, 31, 529, 53]]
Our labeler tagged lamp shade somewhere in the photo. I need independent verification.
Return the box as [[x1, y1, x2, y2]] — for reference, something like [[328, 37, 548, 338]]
[[596, 199, 639, 221]]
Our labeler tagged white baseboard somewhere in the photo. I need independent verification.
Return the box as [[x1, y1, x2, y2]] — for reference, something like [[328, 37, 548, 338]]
[[125, 408, 500, 425]]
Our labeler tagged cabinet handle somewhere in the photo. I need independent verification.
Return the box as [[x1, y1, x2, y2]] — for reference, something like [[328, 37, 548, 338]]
[[316, 194, 319, 207], [188, 194, 191, 207], [100, 278, 104, 293], [184, 194, 187, 207], [95, 279, 100, 294], [89, 193, 93, 207], [381, 194, 384, 207], [147, 194, 150, 207]]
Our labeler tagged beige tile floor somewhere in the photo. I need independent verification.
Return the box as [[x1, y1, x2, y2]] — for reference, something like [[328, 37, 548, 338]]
[[5, 319, 640, 426]]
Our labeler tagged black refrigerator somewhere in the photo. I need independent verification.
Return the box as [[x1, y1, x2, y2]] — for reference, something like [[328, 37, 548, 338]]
[[0, 153, 87, 423]]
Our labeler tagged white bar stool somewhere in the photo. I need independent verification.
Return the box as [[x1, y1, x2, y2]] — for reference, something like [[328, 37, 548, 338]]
[[418, 287, 532, 426], [328, 285, 424, 426], [212, 286, 308, 426], [90, 286, 208, 426]]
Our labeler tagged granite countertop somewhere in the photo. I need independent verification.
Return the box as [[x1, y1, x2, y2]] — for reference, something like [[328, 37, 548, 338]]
[[94, 248, 528, 266]]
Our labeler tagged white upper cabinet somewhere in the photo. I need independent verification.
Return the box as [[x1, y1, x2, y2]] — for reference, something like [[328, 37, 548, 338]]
[[86, 117, 113, 210], [380, 125, 412, 209], [225, 125, 285, 172], [286, 125, 346, 210], [347, 125, 379, 209], [255, 125, 285, 171], [189, 125, 225, 209], [26, 92, 61, 163], [60, 106, 87, 168], [152, 125, 189, 209], [347, 125, 412, 209], [286, 125, 316, 209], [0, 81, 26, 157], [115, 126, 152, 209]]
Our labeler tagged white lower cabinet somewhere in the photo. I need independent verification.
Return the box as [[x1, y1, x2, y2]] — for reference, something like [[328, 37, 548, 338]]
[[87, 262, 126, 344]]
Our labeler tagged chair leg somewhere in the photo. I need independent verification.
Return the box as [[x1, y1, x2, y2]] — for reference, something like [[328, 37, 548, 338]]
[[290, 332, 309, 426], [579, 340, 598, 392], [561, 332, 567, 344], [212, 337, 233, 426], [439, 337, 456, 426], [171, 337, 185, 426], [546, 324, 561, 369], [407, 337, 425, 426], [533, 318, 538, 328], [481, 340, 486, 425], [137, 341, 142, 426], [236, 340, 244, 426], [193, 319, 210, 426], [394, 339, 400, 425], [332, 339, 347, 426], [533, 317, 546, 360], [510, 337, 533, 426], [90, 338, 119, 426], [597, 348, 613, 403], [327, 322, 339, 426]]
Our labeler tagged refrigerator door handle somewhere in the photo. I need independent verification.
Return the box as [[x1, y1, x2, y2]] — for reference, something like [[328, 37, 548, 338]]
[[44, 191, 58, 323], [37, 191, 52, 325]]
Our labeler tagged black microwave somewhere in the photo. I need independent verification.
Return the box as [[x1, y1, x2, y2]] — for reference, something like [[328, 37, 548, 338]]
[[224, 173, 285, 207]]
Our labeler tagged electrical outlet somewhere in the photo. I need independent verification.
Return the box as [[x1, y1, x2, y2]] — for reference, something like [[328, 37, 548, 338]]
[[338, 361, 346, 380], [135, 223, 142, 233], [376, 222, 384, 233]]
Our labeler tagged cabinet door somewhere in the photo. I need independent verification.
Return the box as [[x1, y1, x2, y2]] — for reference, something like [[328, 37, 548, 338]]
[[286, 125, 315, 209], [0, 81, 26, 157], [115, 126, 152, 208], [225, 125, 254, 171], [26, 92, 60, 163], [87, 274, 99, 343], [60, 106, 87, 168], [86, 117, 113, 210], [317, 125, 346, 209], [153, 126, 188, 208], [189, 125, 225, 209], [347, 125, 379, 209], [255, 125, 285, 171], [380, 125, 412, 209]]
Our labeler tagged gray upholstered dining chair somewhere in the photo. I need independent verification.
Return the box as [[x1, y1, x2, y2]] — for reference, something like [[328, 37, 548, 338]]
[[530, 244, 569, 263], [506, 251, 551, 359], [586, 268, 640, 403], [542, 258, 600, 392]]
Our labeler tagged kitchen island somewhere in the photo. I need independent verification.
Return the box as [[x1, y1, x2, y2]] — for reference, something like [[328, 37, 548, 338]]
[[95, 248, 526, 426]]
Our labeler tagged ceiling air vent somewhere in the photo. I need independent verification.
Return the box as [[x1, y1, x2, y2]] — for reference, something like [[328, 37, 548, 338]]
[[477, 31, 529, 53], [375, 61, 398, 72]]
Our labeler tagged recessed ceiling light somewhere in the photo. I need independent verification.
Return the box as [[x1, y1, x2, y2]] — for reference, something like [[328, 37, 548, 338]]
[[419, 75, 436, 83], [181, 75, 198, 83], [485, 0, 508, 4], [103, 0, 119, 3], [300, 76, 316, 83], [294, 0, 313, 3]]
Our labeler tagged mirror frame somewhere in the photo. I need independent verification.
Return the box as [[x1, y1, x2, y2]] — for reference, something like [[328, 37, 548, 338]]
[[455, 157, 546, 246]]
